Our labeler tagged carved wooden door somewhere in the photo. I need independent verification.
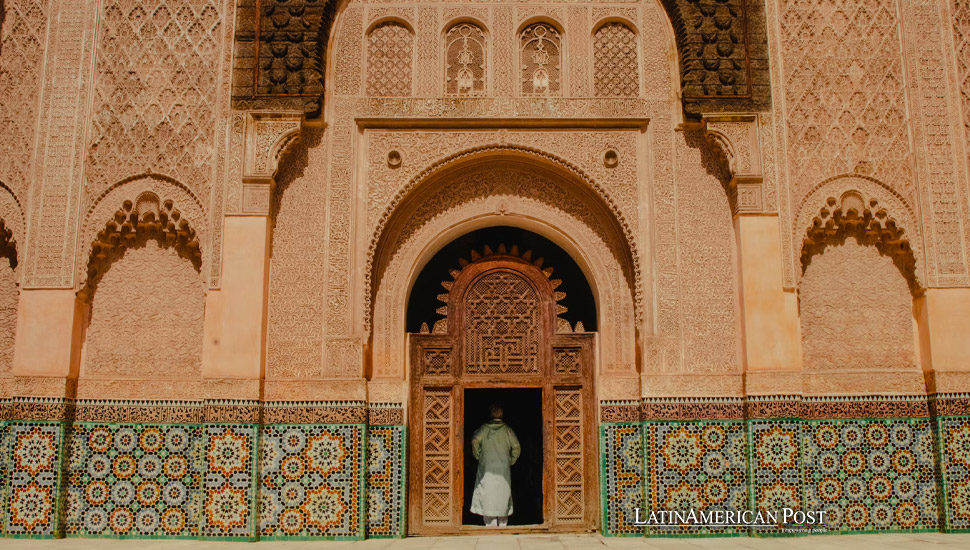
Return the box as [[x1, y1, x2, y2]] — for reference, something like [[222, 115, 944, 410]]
[[408, 246, 596, 534]]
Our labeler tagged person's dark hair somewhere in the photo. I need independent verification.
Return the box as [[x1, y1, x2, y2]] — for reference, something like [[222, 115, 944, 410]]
[[489, 404, 503, 419]]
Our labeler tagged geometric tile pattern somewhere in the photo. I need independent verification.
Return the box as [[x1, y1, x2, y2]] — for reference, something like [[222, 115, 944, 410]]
[[748, 420, 803, 536], [202, 425, 258, 539], [645, 421, 748, 535], [365, 426, 405, 538], [258, 425, 364, 539], [65, 424, 203, 538], [803, 419, 938, 532], [600, 423, 644, 536], [5, 422, 65, 537], [1, 421, 9, 536], [937, 417, 970, 531]]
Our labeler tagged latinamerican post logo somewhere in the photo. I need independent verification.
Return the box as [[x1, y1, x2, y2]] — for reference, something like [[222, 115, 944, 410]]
[[633, 508, 829, 533]]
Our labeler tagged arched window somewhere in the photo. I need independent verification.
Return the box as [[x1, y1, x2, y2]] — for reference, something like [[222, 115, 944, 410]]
[[366, 21, 414, 97], [444, 22, 487, 96], [593, 22, 639, 97], [519, 22, 562, 96]]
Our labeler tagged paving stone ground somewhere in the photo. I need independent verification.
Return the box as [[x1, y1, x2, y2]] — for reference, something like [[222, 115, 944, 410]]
[[1, 534, 969, 550]]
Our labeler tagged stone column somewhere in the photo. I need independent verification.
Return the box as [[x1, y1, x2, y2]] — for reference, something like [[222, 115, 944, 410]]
[[11, 0, 100, 402], [202, 112, 303, 398], [917, 288, 970, 393], [11, 289, 84, 397], [703, 115, 802, 395]]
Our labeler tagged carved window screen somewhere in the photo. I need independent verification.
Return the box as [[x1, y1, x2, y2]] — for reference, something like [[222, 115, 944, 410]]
[[593, 22, 639, 97], [366, 21, 414, 97], [462, 271, 540, 374], [520, 23, 562, 96], [444, 23, 487, 96]]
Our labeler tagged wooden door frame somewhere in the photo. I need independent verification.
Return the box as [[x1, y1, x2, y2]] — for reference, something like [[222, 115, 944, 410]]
[[406, 255, 599, 535]]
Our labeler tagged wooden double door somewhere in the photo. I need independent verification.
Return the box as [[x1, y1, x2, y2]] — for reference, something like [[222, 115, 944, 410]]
[[408, 250, 597, 534]]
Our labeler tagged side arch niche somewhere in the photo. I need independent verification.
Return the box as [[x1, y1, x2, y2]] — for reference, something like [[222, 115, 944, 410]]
[[76, 181, 207, 400], [368, 154, 638, 389], [795, 176, 924, 394]]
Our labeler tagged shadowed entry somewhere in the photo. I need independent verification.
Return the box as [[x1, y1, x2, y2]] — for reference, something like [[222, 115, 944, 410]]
[[408, 226, 598, 534], [463, 388, 543, 526]]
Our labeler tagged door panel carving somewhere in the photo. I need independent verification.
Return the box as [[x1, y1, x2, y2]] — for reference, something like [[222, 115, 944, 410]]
[[409, 247, 597, 534]]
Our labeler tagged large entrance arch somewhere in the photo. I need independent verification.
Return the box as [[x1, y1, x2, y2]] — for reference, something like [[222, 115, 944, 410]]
[[366, 154, 640, 535], [407, 239, 597, 535]]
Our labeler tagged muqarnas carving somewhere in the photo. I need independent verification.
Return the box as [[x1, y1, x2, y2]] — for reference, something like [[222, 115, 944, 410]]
[[232, 0, 336, 117], [661, 0, 771, 113]]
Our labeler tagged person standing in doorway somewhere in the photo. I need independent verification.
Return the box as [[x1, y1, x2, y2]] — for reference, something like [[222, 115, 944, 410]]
[[470, 404, 522, 527]]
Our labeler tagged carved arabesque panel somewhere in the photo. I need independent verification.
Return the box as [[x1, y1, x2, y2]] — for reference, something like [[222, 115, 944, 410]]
[[444, 22, 486, 97], [366, 21, 413, 97], [520, 22, 561, 97], [0, 0, 50, 205], [463, 270, 540, 375], [266, 128, 327, 379], [671, 129, 740, 374], [800, 237, 916, 372], [85, 0, 227, 202], [778, 0, 912, 207], [593, 22, 639, 98], [954, 0, 970, 174]]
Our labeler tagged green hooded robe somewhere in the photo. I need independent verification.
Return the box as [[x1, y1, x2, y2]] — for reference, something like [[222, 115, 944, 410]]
[[470, 419, 522, 517]]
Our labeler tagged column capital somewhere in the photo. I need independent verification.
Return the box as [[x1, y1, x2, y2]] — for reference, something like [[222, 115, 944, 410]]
[[238, 111, 304, 215], [700, 113, 765, 215]]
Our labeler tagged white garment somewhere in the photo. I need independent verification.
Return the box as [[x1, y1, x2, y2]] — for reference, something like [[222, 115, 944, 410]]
[[470, 419, 522, 517], [483, 515, 508, 527]]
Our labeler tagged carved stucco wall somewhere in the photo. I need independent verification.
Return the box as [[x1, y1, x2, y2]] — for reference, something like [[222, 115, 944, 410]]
[[266, 128, 328, 379], [83, 240, 204, 378], [672, 128, 740, 374], [800, 238, 916, 371], [953, 0, 970, 207], [0, 0, 49, 206], [85, 0, 227, 201], [778, 0, 912, 208], [0, 258, 15, 377], [770, 0, 970, 288]]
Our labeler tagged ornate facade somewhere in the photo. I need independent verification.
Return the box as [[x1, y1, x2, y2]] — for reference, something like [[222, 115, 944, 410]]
[[0, 0, 969, 539]]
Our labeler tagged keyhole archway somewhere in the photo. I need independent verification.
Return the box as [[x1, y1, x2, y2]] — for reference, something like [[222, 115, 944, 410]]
[[407, 226, 598, 535]]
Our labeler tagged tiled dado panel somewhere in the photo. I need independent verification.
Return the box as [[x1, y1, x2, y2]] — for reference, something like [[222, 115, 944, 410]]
[[257, 424, 364, 539], [5, 422, 67, 537], [600, 423, 644, 536], [65, 424, 204, 538], [645, 421, 749, 536], [802, 419, 939, 533], [365, 426, 405, 538], [202, 425, 259, 539], [937, 416, 970, 531], [1, 422, 9, 536], [603, 413, 946, 538], [747, 420, 803, 537]]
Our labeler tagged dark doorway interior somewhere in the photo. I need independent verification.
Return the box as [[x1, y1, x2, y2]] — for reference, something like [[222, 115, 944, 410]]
[[462, 388, 544, 526]]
